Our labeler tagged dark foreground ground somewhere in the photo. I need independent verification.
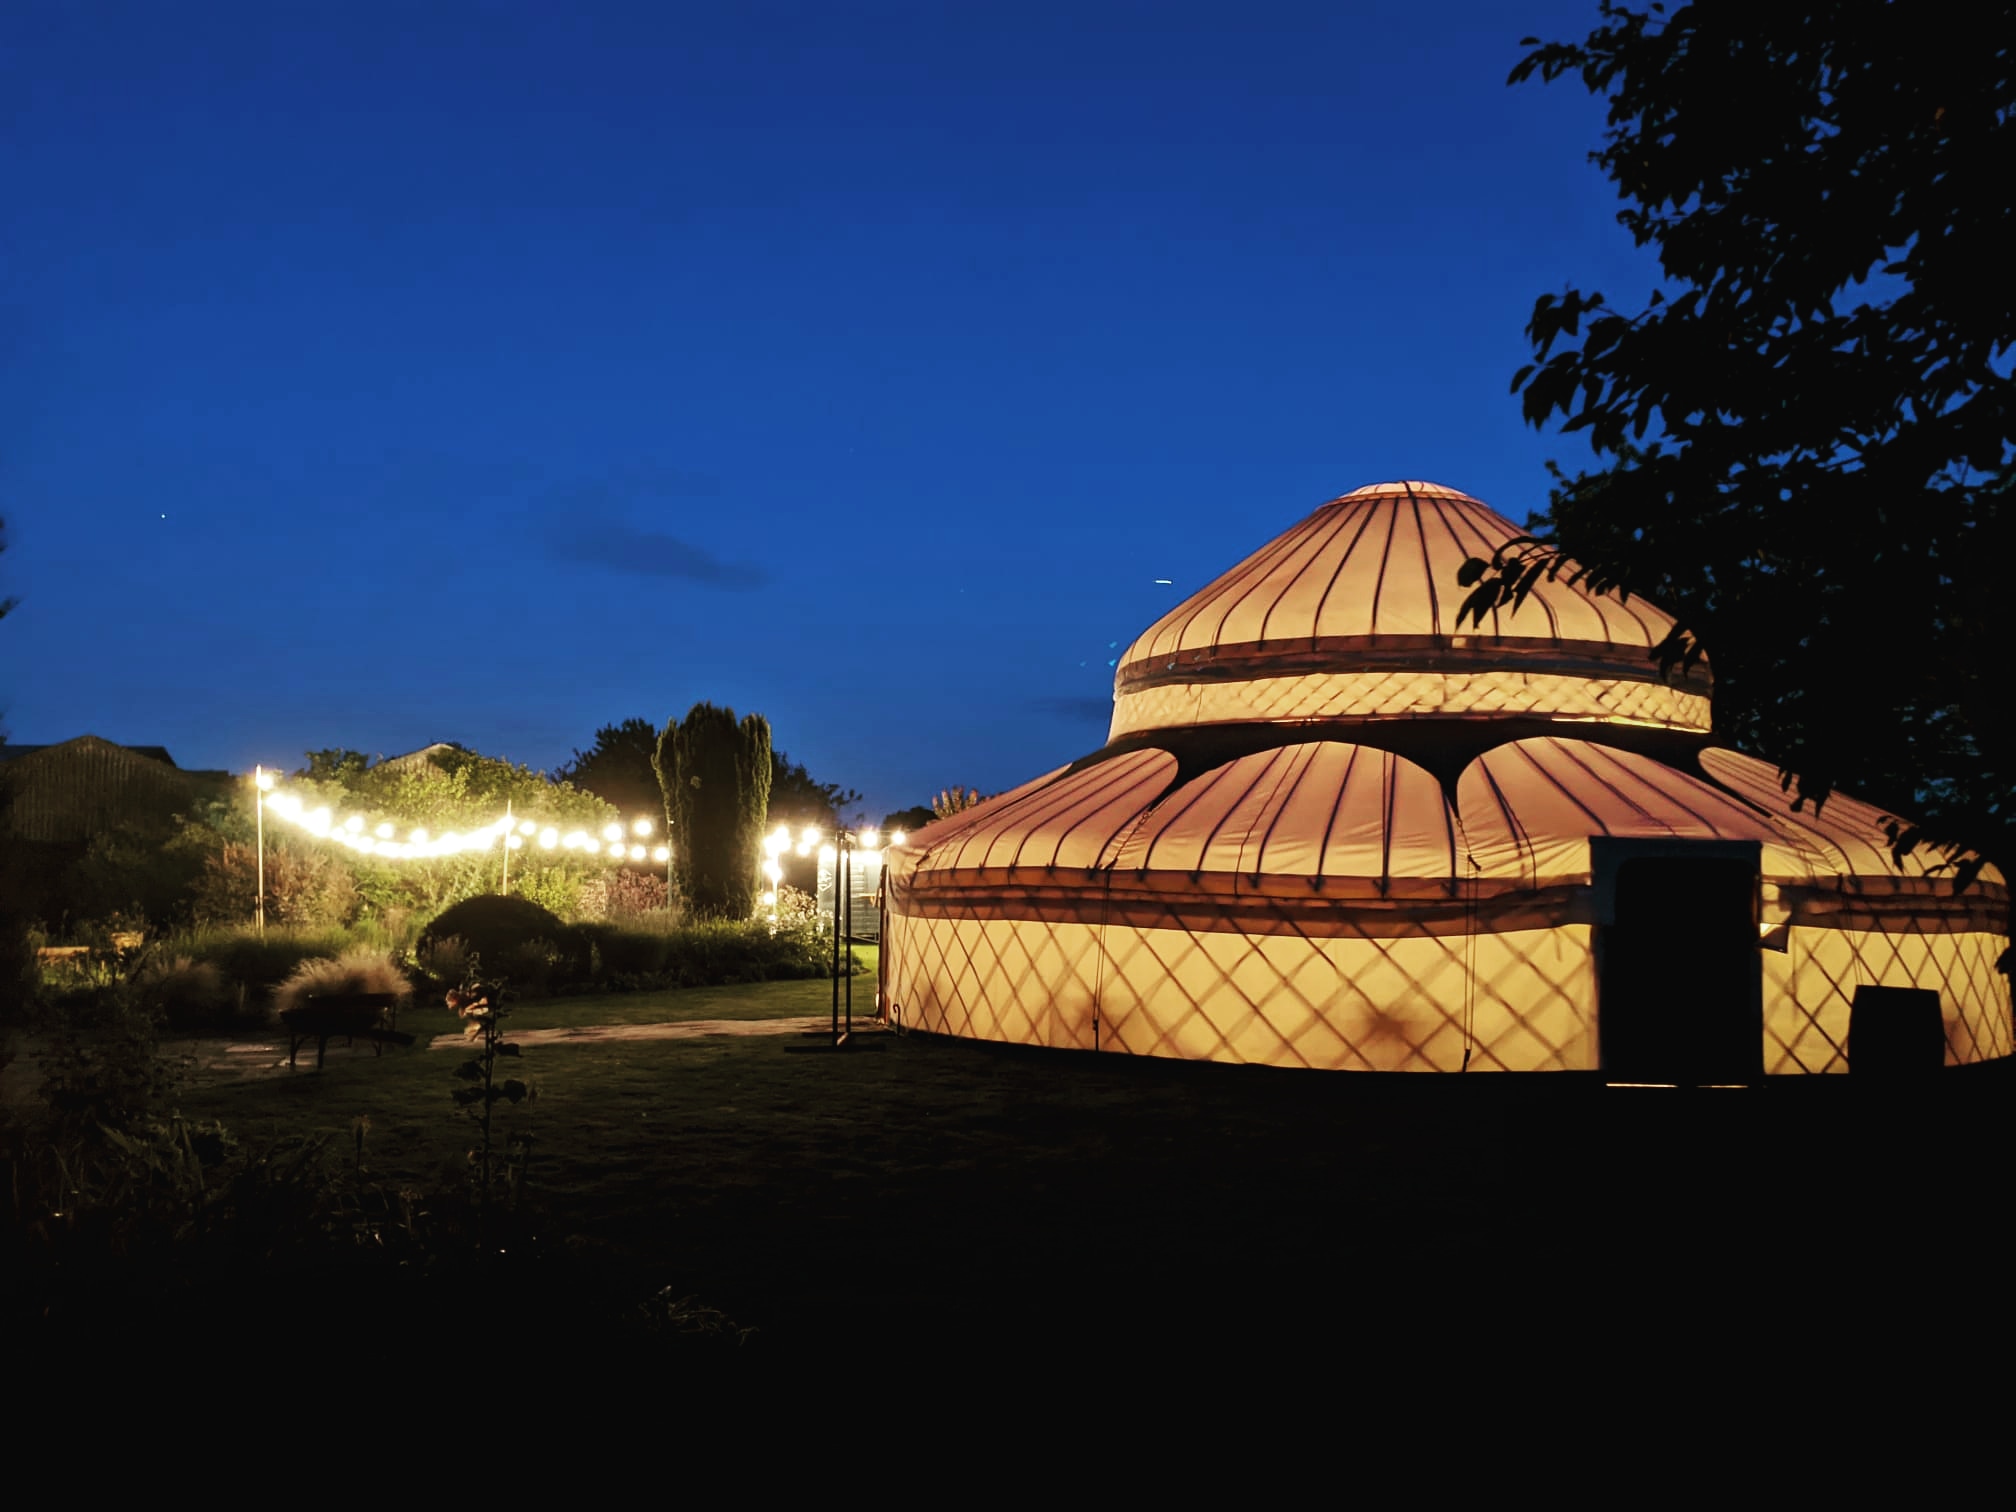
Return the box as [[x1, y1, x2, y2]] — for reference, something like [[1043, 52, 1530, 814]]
[[13, 1019, 2011, 1387]]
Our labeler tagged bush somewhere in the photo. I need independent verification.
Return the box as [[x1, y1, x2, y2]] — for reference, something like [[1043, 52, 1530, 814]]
[[578, 921, 670, 977], [132, 954, 249, 1034], [271, 951, 415, 1019], [418, 895, 589, 995], [415, 934, 475, 992], [192, 842, 360, 929], [178, 925, 353, 1002], [583, 918, 836, 991], [491, 939, 567, 998]]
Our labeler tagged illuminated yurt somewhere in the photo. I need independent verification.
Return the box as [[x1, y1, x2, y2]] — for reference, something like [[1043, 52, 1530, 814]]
[[881, 482, 2012, 1078]]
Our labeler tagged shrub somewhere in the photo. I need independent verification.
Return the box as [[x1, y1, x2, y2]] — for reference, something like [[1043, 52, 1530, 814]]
[[179, 925, 353, 1001], [420, 895, 565, 964], [415, 934, 475, 991], [133, 954, 236, 1034], [587, 918, 837, 991], [604, 869, 670, 918], [271, 951, 414, 1019], [511, 866, 583, 922], [192, 842, 360, 929], [419, 895, 589, 994], [578, 922, 670, 977], [491, 939, 567, 998]]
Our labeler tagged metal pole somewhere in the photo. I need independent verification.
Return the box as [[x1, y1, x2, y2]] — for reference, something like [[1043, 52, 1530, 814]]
[[830, 845, 841, 1042], [255, 764, 266, 937], [500, 804, 512, 896], [843, 842, 853, 1037]]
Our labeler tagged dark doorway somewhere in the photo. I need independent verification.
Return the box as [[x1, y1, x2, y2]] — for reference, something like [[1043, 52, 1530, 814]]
[[1599, 855, 1762, 1084]]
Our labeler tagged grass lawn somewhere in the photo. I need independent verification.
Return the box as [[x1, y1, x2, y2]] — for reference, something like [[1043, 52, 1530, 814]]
[[160, 999, 2012, 1373], [397, 946, 879, 1033]]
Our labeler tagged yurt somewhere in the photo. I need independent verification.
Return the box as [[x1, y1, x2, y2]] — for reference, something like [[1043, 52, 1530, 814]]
[[881, 482, 2012, 1079]]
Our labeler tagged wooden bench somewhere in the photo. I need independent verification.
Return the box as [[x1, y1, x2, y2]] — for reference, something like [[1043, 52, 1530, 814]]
[[279, 992, 416, 1069]]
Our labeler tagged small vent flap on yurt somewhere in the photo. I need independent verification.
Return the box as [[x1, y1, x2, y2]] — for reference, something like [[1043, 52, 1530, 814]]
[[1110, 481, 1712, 738]]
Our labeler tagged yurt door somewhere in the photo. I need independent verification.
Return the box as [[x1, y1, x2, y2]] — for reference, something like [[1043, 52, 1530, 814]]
[[1592, 839, 1764, 1085]]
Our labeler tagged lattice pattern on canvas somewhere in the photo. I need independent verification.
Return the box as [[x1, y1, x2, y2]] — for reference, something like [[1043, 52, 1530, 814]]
[[1108, 670, 1711, 739], [1761, 925, 2013, 1074], [886, 907, 1595, 1072]]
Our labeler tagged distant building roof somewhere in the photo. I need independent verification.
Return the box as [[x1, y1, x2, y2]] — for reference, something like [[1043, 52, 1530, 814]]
[[0, 739, 177, 767], [376, 742, 465, 772], [0, 735, 217, 844]]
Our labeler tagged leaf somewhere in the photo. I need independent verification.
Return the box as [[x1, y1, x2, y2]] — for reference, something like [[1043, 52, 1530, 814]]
[[502, 1079, 529, 1104], [453, 1060, 483, 1081], [453, 1087, 485, 1106], [496, 1042, 522, 1057], [1455, 557, 1486, 587]]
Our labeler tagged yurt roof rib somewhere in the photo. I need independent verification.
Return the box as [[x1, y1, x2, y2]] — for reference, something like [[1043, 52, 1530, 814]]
[[1302, 493, 1387, 648], [1506, 739, 1619, 837], [926, 749, 1178, 875], [1013, 756, 1164, 872], [1130, 751, 1243, 877], [1245, 744, 1311, 879], [1312, 742, 1361, 880], [1253, 501, 1357, 648], [1100, 742, 1462, 889], [1157, 513, 1310, 666], [1440, 495, 1545, 639], [1463, 747, 1539, 879], [1403, 484, 1443, 636], [1204, 504, 1346, 657]]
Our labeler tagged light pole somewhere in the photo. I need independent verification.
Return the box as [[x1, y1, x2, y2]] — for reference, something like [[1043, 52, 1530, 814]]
[[254, 764, 276, 936]]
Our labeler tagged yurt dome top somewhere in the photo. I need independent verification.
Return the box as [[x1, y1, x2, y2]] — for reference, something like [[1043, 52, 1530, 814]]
[[1110, 480, 1713, 742]]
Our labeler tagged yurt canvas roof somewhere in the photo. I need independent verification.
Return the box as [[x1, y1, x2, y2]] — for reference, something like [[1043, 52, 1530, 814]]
[[1110, 480, 1713, 738]]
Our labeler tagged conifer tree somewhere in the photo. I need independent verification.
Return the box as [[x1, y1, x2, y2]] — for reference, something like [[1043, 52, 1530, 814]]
[[656, 703, 773, 918]]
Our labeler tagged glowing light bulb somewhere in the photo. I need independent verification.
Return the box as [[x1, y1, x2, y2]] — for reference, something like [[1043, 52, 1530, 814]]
[[254, 768, 276, 791], [621, 844, 639, 861], [799, 826, 820, 847], [762, 860, 782, 883], [584, 840, 600, 855], [859, 828, 879, 848], [602, 823, 623, 843], [519, 820, 536, 835], [760, 891, 777, 907], [345, 815, 364, 833], [890, 831, 906, 847], [507, 834, 524, 849], [632, 818, 651, 837], [375, 823, 394, 840], [652, 846, 669, 863], [539, 827, 559, 849], [410, 829, 429, 844]]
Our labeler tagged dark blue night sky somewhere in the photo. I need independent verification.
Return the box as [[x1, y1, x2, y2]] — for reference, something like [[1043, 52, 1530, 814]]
[[3, 1, 1658, 818]]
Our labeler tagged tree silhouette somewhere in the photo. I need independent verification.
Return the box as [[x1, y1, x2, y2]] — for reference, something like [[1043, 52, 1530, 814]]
[[654, 704, 773, 918], [766, 751, 864, 833], [1462, 3, 2013, 881], [553, 718, 662, 823]]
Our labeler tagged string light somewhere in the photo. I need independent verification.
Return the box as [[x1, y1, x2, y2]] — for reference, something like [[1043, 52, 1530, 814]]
[[255, 775, 663, 866]]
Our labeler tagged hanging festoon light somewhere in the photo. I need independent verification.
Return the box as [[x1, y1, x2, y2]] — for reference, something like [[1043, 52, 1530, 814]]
[[248, 770, 665, 884]]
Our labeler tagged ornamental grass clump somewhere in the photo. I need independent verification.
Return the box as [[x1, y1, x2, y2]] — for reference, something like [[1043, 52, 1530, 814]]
[[272, 950, 414, 1019]]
